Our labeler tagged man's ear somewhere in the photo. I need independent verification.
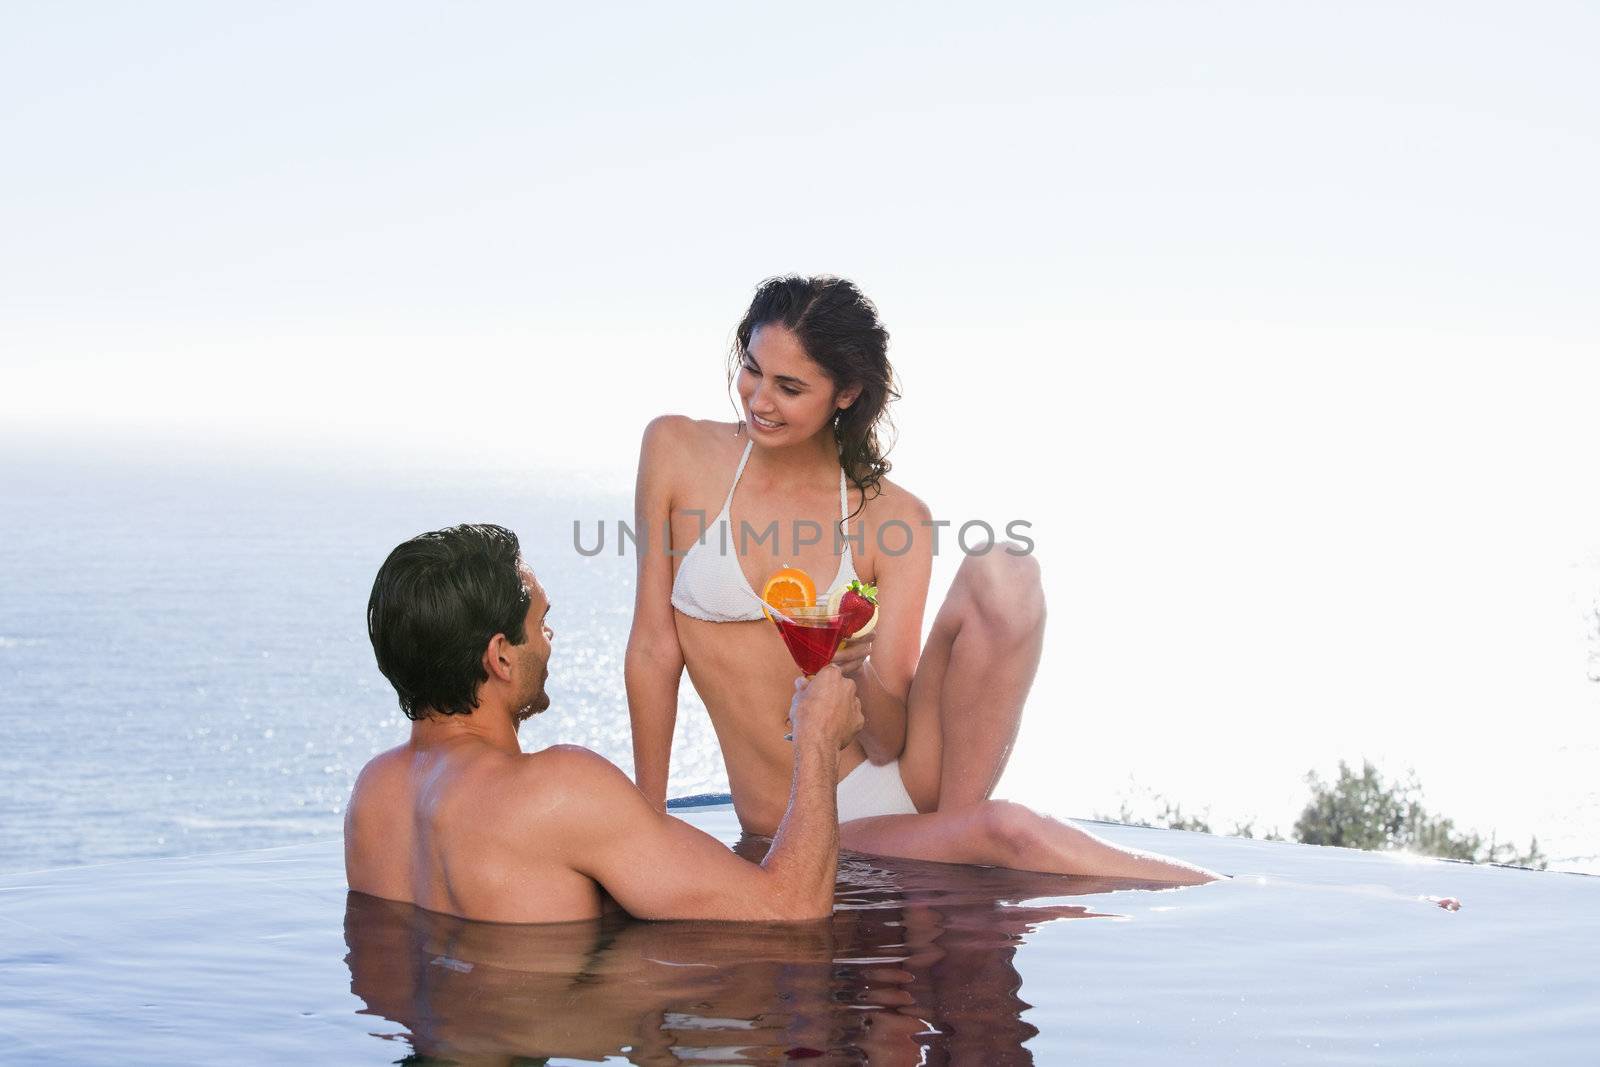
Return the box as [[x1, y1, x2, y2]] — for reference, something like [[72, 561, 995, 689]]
[[483, 633, 514, 684]]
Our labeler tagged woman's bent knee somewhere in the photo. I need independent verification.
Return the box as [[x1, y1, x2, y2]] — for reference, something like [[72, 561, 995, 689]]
[[958, 550, 1044, 635]]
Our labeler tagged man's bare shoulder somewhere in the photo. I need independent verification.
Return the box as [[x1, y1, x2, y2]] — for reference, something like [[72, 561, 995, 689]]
[[509, 744, 653, 823], [345, 743, 419, 901], [522, 742, 631, 780], [349, 743, 411, 807]]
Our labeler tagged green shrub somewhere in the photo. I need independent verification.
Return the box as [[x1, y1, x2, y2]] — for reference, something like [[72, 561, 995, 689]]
[[1099, 760, 1547, 868], [1295, 760, 1547, 868]]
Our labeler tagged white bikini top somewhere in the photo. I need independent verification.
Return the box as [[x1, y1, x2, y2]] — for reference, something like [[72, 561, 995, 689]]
[[671, 439, 859, 623]]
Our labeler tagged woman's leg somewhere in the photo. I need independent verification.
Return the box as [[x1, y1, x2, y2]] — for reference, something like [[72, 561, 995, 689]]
[[840, 802, 1219, 885], [854, 550, 1218, 885], [896, 546, 1047, 813]]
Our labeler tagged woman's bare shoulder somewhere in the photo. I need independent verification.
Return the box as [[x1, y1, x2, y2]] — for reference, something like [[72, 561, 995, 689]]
[[641, 414, 741, 452], [863, 474, 933, 526], [640, 415, 743, 466], [851, 475, 934, 583], [639, 417, 748, 499]]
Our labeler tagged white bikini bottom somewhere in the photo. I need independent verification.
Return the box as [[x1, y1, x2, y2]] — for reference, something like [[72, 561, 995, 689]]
[[836, 758, 919, 823]]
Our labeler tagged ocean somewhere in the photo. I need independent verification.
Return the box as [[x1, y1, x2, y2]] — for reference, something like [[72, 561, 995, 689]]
[[2, 446, 1595, 875]]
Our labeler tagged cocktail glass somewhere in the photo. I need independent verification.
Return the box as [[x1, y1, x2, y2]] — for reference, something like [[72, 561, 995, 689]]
[[771, 604, 849, 677], [768, 603, 848, 741]]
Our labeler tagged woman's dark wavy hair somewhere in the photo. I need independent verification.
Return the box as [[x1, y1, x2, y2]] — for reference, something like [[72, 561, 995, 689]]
[[730, 275, 900, 517], [366, 523, 531, 720]]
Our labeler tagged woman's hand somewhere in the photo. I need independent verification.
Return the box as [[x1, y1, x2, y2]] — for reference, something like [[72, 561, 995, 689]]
[[832, 633, 874, 681]]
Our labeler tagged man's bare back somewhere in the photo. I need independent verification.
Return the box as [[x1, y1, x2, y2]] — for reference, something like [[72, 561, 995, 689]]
[[348, 524, 863, 924], [346, 741, 615, 922]]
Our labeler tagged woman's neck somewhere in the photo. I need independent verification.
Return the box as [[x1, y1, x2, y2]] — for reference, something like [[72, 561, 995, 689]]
[[744, 426, 839, 487]]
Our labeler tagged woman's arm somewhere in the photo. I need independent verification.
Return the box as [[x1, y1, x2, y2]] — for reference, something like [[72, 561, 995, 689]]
[[833, 491, 933, 763], [626, 415, 689, 810]]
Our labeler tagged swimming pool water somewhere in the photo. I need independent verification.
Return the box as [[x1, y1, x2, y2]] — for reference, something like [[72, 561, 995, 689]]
[[2, 808, 1594, 1065]]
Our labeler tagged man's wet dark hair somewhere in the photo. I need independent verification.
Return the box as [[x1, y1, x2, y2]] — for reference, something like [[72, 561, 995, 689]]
[[367, 523, 531, 720]]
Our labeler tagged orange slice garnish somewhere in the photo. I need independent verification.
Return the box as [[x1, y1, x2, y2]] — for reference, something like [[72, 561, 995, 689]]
[[760, 566, 816, 621]]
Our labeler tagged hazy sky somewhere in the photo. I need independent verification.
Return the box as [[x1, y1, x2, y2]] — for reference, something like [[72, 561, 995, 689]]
[[3, 3, 1597, 849]]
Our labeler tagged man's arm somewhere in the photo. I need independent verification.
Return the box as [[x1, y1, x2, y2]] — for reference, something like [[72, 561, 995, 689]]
[[553, 668, 863, 921]]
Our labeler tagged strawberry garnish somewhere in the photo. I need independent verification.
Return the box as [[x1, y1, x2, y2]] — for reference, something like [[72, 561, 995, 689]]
[[837, 580, 878, 638]]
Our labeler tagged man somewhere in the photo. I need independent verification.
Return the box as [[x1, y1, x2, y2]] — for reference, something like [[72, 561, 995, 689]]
[[346, 523, 863, 923]]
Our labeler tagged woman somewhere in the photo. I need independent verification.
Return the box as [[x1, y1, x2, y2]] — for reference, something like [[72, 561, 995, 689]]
[[627, 276, 1214, 884]]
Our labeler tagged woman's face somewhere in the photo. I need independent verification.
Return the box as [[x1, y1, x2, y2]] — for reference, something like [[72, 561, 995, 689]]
[[736, 323, 859, 445]]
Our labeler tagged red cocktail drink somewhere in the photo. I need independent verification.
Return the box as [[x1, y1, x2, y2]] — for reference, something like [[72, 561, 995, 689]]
[[771, 606, 848, 676]]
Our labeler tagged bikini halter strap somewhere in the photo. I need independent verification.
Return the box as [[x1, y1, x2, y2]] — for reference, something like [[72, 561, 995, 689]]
[[721, 439, 755, 513], [723, 438, 851, 527]]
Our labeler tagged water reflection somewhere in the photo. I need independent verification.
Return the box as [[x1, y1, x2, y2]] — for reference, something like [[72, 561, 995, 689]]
[[345, 843, 1142, 1065]]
